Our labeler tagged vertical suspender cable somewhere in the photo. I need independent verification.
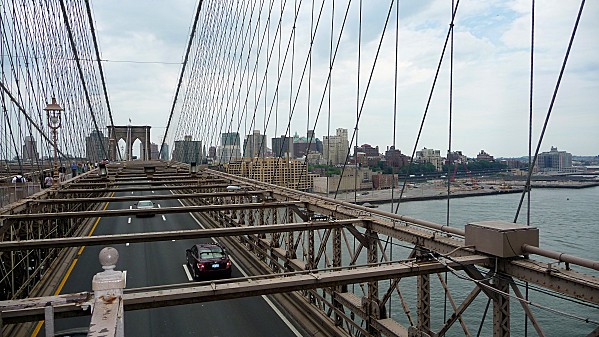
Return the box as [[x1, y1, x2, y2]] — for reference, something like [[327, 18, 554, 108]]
[[354, 0, 361, 204], [444, 0, 456, 324], [513, 0, 586, 223], [160, 0, 204, 157], [84, 0, 120, 161]]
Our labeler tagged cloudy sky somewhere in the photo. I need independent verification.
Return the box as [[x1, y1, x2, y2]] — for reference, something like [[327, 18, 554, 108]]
[[90, 0, 598, 158]]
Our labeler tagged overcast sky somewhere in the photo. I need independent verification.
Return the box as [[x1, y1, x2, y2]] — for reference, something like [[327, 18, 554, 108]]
[[90, 0, 598, 158]]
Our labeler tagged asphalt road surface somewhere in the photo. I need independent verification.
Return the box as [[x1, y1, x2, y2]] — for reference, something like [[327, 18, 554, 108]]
[[36, 188, 302, 337]]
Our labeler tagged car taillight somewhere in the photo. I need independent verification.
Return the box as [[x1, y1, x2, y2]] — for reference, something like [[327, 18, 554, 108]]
[[197, 263, 205, 271], [226, 260, 231, 268]]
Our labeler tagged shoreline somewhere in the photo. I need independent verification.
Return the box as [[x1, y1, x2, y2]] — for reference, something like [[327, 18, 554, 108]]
[[318, 180, 598, 205]]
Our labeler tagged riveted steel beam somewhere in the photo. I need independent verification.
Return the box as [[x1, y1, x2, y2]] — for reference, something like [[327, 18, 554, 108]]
[[0, 219, 363, 251], [0, 255, 488, 324]]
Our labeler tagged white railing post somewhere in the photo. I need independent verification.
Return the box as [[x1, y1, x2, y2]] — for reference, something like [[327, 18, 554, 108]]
[[89, 247, 126, 337]]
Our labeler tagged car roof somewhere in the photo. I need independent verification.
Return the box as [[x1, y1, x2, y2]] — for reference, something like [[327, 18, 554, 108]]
[[195, 243, 223, 249]]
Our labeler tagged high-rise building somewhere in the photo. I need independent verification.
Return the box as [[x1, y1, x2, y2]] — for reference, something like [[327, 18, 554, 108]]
[[292, 130, 322, 158], [322, 128, 349, 165], [208, 146, 217, 159], [538, 147, 572, 171], [172, 135, 203, 163], [243, 130, 266, 158], [22, 136, 38, 161], [85, 130, 108, 162], [217, 132, 241, 164], [272, 135, 293, 158], [150, 143, 159, 160], [160, 143, 170, 160], [221, 132, 240, 147]]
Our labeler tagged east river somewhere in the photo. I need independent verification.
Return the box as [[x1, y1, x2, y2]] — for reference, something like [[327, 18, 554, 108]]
[[371, 186, 599, 336]]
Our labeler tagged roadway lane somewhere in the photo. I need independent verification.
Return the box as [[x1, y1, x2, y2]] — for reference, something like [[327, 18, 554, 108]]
[[36, 188, 302, 336]]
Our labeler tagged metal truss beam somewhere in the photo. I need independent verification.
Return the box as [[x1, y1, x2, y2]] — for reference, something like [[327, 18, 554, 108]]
[[55, 183, 249, 194], [0, 201, 302, 220], [28, 190, 270, 205], [1, 255, 489, 324], [208, 169, 599, 305], [0, 220, 361, 251]]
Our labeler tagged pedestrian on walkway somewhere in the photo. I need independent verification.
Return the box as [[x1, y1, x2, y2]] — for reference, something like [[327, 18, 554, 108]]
[[11, 173, 27, 183]]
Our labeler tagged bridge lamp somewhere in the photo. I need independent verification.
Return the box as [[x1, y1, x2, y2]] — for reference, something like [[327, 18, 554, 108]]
[[44, 97, 64, 188]]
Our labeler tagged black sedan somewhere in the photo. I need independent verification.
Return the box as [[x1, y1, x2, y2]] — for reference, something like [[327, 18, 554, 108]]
[[186, 243, 232, 280]]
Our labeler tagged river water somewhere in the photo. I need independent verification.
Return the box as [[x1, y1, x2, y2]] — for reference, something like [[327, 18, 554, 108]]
[[371, 186, 599, 336]]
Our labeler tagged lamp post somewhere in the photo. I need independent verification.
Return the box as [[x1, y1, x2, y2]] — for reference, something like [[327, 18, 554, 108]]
[[44, 97, 64, 188]]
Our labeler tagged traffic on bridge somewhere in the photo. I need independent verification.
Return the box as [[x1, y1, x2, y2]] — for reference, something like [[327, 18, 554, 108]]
[[1, 1, 598, 336]]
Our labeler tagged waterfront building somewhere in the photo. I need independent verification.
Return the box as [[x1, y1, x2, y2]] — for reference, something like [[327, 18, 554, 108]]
[[538, 146, 572, 172], [385, 146, 409, 169], [372, 173, 399, 189], [312, 166, 373, 193], [446, 150, 468, 164], [225, 157, 316, 191], [416, 147, 443, 171]]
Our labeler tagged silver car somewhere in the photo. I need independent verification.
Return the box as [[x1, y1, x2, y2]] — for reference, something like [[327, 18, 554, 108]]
[[135, 200, 156, 217]]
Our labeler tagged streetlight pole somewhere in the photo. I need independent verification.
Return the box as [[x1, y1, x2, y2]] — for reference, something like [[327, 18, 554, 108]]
[[44, 97, 64, 188]]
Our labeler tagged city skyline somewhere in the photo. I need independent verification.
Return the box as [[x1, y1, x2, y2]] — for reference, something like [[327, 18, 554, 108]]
[[89, 1, 598, 157]]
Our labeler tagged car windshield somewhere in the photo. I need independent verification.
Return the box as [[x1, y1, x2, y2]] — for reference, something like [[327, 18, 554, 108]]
[[198, 248, 225, 259], [138, 201, 153, 207]]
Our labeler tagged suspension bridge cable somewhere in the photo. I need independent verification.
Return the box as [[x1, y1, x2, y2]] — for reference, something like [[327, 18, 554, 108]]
[[161, 0, 204, 158], [334, 0, 396, 198], [394, 0, 461, 214], [513, 0, 586, 223]]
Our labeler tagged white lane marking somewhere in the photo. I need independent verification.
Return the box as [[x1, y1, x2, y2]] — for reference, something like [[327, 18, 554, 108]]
[[162, 215, 167, 221], [128, 217, 131, 224], [177, 198, 302, 337], [182, 264, 193, 281]]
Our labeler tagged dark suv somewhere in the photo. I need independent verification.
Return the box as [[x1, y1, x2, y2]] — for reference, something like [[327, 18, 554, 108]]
[[186, 243, 232, 280]]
